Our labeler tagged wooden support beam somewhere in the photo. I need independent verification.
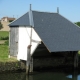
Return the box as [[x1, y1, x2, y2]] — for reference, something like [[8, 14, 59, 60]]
[[26, 45, 33, 74], [26, 4, 33, 74], [26, 45, 31, 74], [74, 51, 78, 68], [30, 57, 33, 73]]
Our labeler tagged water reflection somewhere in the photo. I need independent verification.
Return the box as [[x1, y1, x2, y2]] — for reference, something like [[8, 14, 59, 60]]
[[67, 75, 72, 78], [26, 72, 65, 80], [0, 70, 80, 80], [26, 75, 33, 80], [67, 70, 78, 80]]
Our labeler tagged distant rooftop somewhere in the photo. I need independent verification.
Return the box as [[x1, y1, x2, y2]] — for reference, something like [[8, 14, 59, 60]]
[[1, 17, 15, 20]]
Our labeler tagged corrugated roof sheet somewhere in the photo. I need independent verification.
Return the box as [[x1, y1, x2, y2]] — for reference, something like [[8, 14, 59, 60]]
[[32, 11, 80, 52], [9, 12, 30, 26]]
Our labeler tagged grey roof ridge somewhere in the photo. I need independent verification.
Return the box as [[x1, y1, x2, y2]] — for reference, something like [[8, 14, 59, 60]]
[[58, 13, 80, 29], [8, 12, 29, 26], [32, 10, 57, 14]]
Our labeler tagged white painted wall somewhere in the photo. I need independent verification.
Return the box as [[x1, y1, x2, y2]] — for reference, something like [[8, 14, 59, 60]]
[[17, 26, 41, 61], [5, 18, 8, 22]]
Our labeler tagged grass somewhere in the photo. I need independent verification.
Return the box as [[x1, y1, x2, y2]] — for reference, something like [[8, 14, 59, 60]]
[[0, 45, 17, 62], [0, 31, 9, 40], [0, 31, 17, 62], [78, 51, 80, 54]]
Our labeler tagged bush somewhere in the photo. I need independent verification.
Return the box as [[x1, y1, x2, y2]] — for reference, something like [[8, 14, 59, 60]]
[[0, 36, 9, 40], [9, 20, 14, 22], [75, 22, 80, 27], [5, 40, 9, 45]]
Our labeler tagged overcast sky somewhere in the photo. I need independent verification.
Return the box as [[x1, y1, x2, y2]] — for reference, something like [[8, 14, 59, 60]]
[[0, 0, 80, 22]]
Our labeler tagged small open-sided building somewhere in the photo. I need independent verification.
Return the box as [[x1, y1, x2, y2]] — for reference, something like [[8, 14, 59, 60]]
[[9, 10, 80, 62]]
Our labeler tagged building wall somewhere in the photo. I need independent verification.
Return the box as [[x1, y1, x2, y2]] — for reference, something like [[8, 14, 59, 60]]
[[5, 18, 8, 22], [9, 27, 18, 56], [0, 21, 10, 31], [17, 26, 41, 61]]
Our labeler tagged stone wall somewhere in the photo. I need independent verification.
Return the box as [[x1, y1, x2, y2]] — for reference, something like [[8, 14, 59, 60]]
[[0, 61, 21, 72], [0, 51, 79, 72]]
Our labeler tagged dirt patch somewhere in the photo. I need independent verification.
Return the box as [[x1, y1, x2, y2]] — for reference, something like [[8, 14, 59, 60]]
[[0, 40, 6, 44]]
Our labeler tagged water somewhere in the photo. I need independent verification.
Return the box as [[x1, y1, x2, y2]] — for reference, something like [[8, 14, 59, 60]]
[[0, 70, 80, 80]]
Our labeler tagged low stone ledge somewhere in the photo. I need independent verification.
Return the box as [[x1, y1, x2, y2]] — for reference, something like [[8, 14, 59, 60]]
[[0, 57, 80, 73], [0, 61, 21, 73]]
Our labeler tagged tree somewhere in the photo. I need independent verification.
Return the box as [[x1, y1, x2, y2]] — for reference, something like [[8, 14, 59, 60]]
[[9, 20, 14, 22], [75, 22, 80, 27], [0, 22, 3, 30]]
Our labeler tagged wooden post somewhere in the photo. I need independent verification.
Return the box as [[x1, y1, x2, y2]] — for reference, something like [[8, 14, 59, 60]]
[[74, 51, 78, 68], [26, 46, 33, 74], [26, 45, 31, 74], [26, 4, 33, 74], [30, 56, 33, 73]]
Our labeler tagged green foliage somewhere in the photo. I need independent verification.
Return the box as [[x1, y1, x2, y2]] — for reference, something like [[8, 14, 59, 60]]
[[0, 31, 9, 40], [9, 20, 14, 22], [75, 22, 80, 27], [0, 36, 9, 40], [0, 45, 17, 62], [0, 31, 17, 62], [0, 45, 8, 60], [5, 40, 9, 45], [0, 22, 3, 29]]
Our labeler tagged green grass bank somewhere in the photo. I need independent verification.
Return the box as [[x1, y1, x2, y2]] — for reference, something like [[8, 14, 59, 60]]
[[0, 31, 20, 72], [0, 31, 9, 39]]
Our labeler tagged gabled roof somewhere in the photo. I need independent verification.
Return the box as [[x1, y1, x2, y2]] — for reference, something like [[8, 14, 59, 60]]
[[9, 10, 80, 52], [9, 12, 29, 26]]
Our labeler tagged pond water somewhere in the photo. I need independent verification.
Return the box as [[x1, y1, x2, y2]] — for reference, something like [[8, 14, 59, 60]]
[[0, 70, 80, 80]]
